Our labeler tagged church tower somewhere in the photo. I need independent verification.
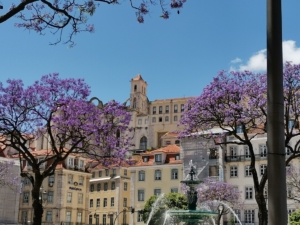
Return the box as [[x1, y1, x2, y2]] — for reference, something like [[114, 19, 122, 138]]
[[130, 74, 148, 114]]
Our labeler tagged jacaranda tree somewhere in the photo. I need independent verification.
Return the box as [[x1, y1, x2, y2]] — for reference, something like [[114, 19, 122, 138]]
[[0, 73, 132, 225], [0, 0, 187, 46], [180, 62, 300, 225]]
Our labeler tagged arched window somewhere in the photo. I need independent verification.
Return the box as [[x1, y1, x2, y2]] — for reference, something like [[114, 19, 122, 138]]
[[138, 170, 145, 181], [140, 136, 147, 150], [171, 169, 178, 179], [165, 116, 169, 122], [133, 98, 137, 109], [154, 170, 162, 180], [134, 85, 137, 92]]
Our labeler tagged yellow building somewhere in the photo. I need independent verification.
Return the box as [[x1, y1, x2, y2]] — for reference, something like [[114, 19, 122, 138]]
[[18, 150, 91, 225], [88, 164, 131, 225], [128, 144, 182, 225]]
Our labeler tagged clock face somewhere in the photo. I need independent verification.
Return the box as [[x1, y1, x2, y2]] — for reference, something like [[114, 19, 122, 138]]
[[74, 182, 78, 186]]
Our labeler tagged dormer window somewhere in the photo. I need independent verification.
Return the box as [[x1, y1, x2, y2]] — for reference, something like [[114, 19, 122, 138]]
[[143, 157, 148, 162], [155, 154, 162, 162], [175, 154, 180, 160], [68, 158, 74, 168]]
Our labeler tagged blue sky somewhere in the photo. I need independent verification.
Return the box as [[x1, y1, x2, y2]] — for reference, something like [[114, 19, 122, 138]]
[[1, 0, 300, 103]]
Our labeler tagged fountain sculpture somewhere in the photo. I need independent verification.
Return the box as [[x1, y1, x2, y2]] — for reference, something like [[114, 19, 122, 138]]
[[166, 161, 218, 225]]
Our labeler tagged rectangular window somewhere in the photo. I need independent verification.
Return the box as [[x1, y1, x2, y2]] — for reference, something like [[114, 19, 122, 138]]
[[46, 211, 52, 222], [245, 187, 253, 199], [154, 189, 161, 196], [78, 176, 84, 186], [288, 209, 296, 216], [90, 184, 94, 192], [68, 158, 74, 168], [174, 105, 178, 113], [68, 174, 73, 184], [171, 169, 178, 179], [153, 106, 156, 114], [66, 212, 71, 222], [231, 210, 241, 223], [103, 214, 107, 225], [111, 182, 115, 190], [165, 105, 169, 113], [260, 164, 267, 176], [96, 198, 100, 207], [174, 115, 178, 121], [155, 170, 162, 180], [230, 166, 238, 177], [159, 117, 162, 122], [23, 192, 29, 203], [155, 154, 162, 162], [103, 198, 107, 207], [105, 169, 109, 176], [78, 193, 83, 204], [138, 190, 144, 201], [89, 215, 93, 225], [152, 117, 156, 123], [244, 210, 255, 223], [47, 191, 54, 203], [21, 211, 28, 223], [137, 211, 143, 222], [97, 183, 101, 192], [104, 183, 108, 191], [245, 146, 251, 159], [230, 146, 238, 159], [79, 160, 84, 170], [145, 119, 148, 124], [112, 169, 116, 176], [48, 175, 55, 187], [23, 177, 30, 185], [92, 172, 95, 178], [139, 171, 145, 181], [123, 198, 127, 207], [77, 212, 83, 223], [165, 116, 169, 122], [159, 106, 163, 114], [90, 199, 93, 208], [245, 165, 252, 177], [236, 125, 243, 133], [111, 197, 115, 207], [67, 192, 72, 203], [171, 188, 178, 193], [124, 169, 127, 176], [99, 171, 102, 177], [138, 119, 142, 125], [181, 104, 184, 112], [143, 157, 148, 162], [259, 144, 267, 158], [124, 182, 128, 191]]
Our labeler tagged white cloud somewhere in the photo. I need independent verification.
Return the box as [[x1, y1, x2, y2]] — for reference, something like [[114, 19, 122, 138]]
[[232, 40, 300, 72], [231, 57, 242, 64]]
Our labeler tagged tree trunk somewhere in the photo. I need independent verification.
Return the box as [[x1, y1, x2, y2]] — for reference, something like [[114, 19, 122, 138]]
[[256, 191, 268, 225], [32, 173, 44, 225]]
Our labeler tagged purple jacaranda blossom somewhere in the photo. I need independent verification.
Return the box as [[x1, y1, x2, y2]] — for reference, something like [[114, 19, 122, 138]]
[[2, 0, 187, 46], [0, 73, 132, 225]]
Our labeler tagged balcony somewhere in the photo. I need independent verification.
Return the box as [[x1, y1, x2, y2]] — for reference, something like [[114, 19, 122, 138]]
[[225, 154, 265, 162]]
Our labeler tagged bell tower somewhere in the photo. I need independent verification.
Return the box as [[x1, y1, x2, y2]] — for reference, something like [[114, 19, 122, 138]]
[[130, 74, 148, 114]]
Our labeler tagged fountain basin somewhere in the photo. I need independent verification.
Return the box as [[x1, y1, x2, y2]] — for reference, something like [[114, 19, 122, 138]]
[[167, 209, 218, 222]]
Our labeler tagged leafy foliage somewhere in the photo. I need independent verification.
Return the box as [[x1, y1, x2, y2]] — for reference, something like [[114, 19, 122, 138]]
[[289, 209, 300, 225], [142, 193, 188, 225], [0, 0, 188, 46]]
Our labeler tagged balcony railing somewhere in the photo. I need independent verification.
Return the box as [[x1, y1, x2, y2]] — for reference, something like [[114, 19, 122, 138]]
[[225, 152, 292, 162]]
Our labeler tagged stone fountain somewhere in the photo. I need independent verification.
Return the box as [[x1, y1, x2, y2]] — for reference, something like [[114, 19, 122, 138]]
[[166, 161, 218, 225]]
